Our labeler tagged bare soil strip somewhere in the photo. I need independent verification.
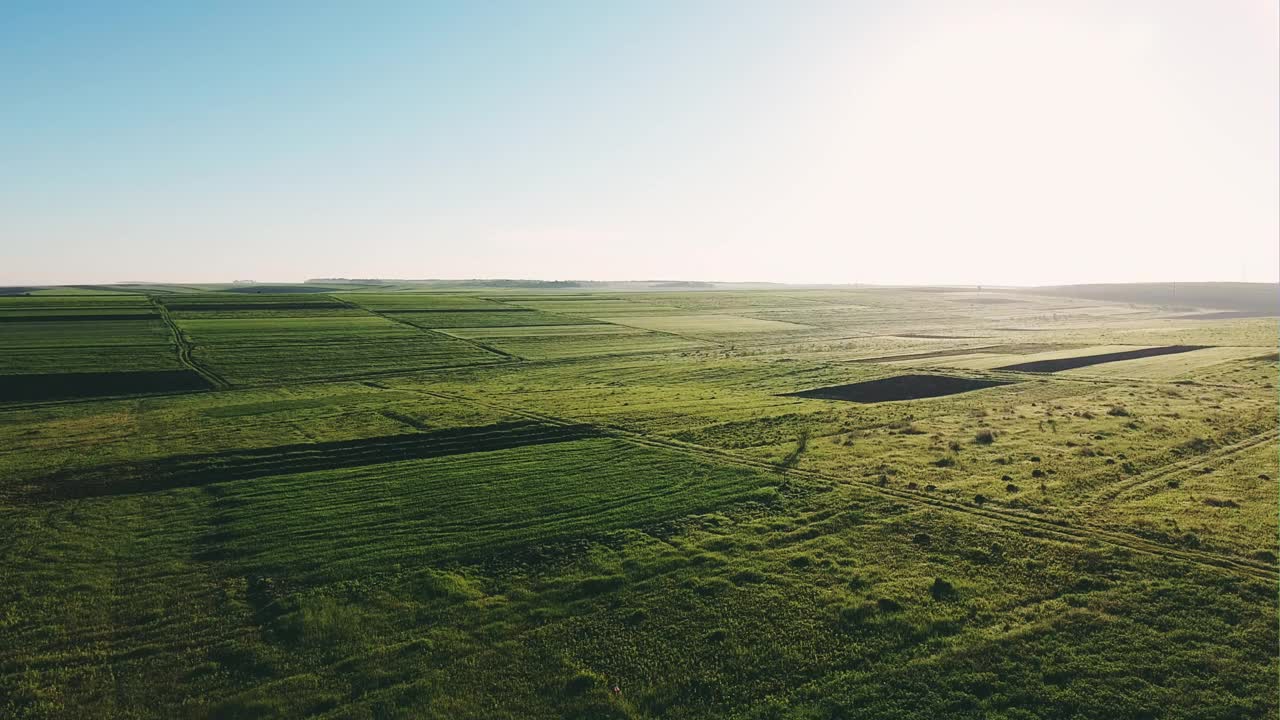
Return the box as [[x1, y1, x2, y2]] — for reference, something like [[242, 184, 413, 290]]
[[784, 374, 1013, 403], [996, 345, 1208, 373]]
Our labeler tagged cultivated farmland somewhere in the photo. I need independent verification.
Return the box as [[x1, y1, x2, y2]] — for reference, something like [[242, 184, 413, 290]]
[[0, 283, 1276, 720]]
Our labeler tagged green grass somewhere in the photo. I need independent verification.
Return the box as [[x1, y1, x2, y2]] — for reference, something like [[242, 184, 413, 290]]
[[0, 347, 185, 376], [337, 293, 506, 311], [210, 437, 780, 578], [449, 328, 711, 360], [444, 324, 643, 339], [0, 285, 1275, 719], [172, 315, 506, 384], [504, 298, 687, 314], [390, 310, 600, 328], [0, 299, 185, 382], [604, 314, 815, 335], [190, 338, 503, 384], [2, 318, 173, 348]]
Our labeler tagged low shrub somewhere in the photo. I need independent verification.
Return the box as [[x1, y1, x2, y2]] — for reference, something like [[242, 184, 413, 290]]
[[930, 578, 957, 600]]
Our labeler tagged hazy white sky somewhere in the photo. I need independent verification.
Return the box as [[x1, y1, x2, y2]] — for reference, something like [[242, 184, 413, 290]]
[[3, 0, 1277, 285]]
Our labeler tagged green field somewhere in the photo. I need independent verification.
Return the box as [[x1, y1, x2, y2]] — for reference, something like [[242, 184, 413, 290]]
[[1, 284, 1276, 719]]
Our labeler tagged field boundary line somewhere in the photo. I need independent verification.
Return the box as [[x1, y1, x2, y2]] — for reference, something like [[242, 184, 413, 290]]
[[1085, 428, 1279, 509], [327, 295, 523, 361], [588, 317, 730, 348], [148, 297, 230, 389]]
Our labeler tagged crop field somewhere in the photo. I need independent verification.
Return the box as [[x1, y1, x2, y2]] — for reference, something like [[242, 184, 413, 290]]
[[603, 314, 816, 337], [0, 284, 1276, 719], [172, 315, 506, 385], [388, 311, 601, 329]]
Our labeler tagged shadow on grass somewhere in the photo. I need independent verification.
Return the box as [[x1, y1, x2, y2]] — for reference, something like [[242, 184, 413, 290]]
[[29, 420, 597, 500]]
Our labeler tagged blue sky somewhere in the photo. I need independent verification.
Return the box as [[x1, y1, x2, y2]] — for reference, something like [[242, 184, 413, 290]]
[[3, 1, 1277, 284]]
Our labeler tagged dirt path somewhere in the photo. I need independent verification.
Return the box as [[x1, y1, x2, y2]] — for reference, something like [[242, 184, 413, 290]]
[[327, 295, 523, 361], [149, 298, 230, 389], [1085, 428, 1279, 508]]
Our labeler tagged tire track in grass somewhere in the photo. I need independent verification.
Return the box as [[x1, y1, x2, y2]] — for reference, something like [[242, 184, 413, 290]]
[[1085, 428, 1279, 508], [628, 434, 1279, 582], [327, 294, 524, 361], [148, 297, 230, 389], [417, 389, 1279, 584]]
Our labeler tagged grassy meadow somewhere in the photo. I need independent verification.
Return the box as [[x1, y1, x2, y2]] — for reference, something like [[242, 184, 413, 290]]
[[0, 284, 1276, 719]]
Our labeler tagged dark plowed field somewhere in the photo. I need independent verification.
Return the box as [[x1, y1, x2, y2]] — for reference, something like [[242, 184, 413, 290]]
[[996, 345, 1208, 373], [0, 370, 213, 403], [784, 374, 1013, 403]]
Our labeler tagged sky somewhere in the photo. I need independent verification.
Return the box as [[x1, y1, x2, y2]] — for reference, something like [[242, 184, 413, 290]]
[[3, 0, 1277, 286]]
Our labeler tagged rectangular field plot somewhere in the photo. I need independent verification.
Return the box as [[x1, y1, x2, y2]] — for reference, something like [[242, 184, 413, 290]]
[[33, 420, 595, 499], [859, 344, 1090, 368], [1, 301, 184, 382], [2, 319, 174, 347], [1058, 346, 1263, 379], [168, 307, 368, 320], [158, 294, 348, 312], [210, 437, 779, 577], [646, 291, 848, 311], [177, 315, 504, 384], [995, 345, 1208, 372], [604, 314, 815, 335], [176, 316, 421, 345], [0, 308, 158, 321], [505, 298, 685, 314], [785, 374, 1013, 403], [938, 344, 1172, 371], [177, 315, 393, 341], [0, 295, 150, 309], [444, 324, 639, 339], [1, 346, 185, 376], [338, 293, 504, 311], [0, 370, 211, 403], [444, 327, 709, 360], [389, 310, 597, 328], [191, 337, 502, 384]]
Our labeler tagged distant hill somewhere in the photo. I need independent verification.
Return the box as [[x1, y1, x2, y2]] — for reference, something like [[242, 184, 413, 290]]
[[306, 278, 786, 290], [651, 281, 716, 289], [1017, 282, 1279, 314]]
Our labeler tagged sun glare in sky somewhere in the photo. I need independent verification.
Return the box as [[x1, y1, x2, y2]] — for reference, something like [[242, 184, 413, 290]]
[[2, 1, 1276, 284]]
